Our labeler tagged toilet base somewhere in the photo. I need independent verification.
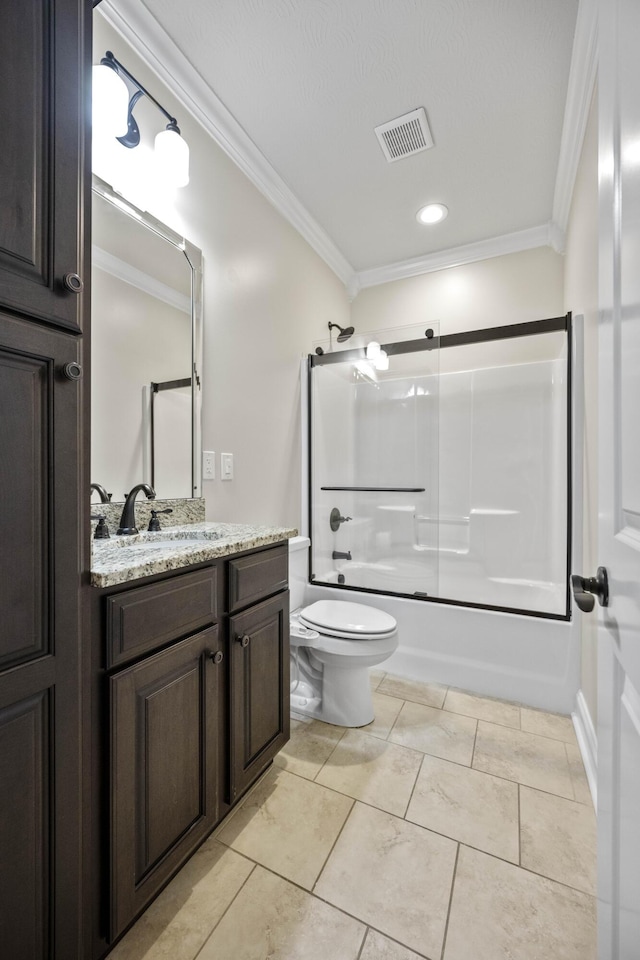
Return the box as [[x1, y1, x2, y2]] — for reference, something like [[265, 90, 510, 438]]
[[317, 659, 375, 726], [290, 647, 377, 727]]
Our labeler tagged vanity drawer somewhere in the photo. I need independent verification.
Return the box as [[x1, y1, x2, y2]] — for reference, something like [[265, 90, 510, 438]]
[[106, 567, 218, 668], [227, 543, 288, 613]]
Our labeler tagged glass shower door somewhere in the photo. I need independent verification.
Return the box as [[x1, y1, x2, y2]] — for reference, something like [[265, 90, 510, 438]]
[[310, 327, 440, 599]]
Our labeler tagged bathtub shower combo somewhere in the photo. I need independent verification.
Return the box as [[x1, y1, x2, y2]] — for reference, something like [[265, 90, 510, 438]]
[[292, 316, 577, 722]]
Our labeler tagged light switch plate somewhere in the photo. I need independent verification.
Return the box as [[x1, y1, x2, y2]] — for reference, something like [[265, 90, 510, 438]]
[[221, 452, 234, 480], [202, 450, 215, 480]]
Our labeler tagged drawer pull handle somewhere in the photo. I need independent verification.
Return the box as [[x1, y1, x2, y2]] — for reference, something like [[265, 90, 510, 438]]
[[238, 634, 251, 648], [209, 650, 224, 664]]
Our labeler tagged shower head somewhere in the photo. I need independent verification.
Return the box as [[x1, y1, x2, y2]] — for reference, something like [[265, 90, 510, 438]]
[[328, 322, 355, 343]]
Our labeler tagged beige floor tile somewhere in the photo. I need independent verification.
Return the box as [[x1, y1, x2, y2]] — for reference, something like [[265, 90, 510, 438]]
[[444, 688, 520, 728], [315, 802, 457, 958], [520, 786, 596, 895], [216, 767, 352, 890], [520, 707, 576, 743], [378, 674, 448, 708], [473, 721, 574, 798], [108, 839, 254, 960], [198, 865, 366, 960], [360, 929, 426, 960], [444, 846, 596, 960], [363, 691, 405, 740], [389, 702, 477, 765], [315, 729, 423, 816], [370, 669, 386, 691], [565, 742, 593, 805], [406, 754, 519, 862], [274, 717, 345, 780]]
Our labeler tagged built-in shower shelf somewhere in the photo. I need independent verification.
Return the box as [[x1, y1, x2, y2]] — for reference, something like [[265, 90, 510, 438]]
[[413, 545, 469, 555], [415, 515, 470, 525]]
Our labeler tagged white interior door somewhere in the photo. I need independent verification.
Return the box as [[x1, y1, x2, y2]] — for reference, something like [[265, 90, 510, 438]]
[[596, 0, 640, 955]]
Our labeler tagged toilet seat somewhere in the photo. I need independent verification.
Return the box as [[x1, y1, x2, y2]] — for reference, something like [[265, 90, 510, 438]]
[[299, 600, 397, 641]]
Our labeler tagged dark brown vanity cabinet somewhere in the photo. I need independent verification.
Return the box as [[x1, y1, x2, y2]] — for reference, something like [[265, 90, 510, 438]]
[[94, 543, 290, 952], [229, 592, 290, 801], [109, 626, 224, 940], [227, 544, 290, 801]]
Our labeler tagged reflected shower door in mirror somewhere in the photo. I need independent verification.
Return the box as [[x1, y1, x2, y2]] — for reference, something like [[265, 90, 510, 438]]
[[91, 176, 202, 499]]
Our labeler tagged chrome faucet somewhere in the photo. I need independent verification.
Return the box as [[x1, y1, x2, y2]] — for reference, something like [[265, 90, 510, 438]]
[[90, 482, 112, 502], [117, 483, 156, 535]]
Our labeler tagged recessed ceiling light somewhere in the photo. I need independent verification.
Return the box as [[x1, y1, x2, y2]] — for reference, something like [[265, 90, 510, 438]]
[[416, 203, 448, 225]]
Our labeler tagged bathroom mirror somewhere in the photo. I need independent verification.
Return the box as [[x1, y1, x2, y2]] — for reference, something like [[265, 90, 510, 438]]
[[91, 176, 202, 500]]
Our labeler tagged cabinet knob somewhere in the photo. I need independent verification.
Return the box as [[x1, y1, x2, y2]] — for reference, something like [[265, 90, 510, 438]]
[[238, 634, 251, 648], [63, 272, 84, 293], [62, 361, 82, 381], [209, 650, 224, 664]]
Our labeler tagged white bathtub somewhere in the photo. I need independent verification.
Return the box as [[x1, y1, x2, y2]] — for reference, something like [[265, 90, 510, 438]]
[[304, 577, 578, 714]]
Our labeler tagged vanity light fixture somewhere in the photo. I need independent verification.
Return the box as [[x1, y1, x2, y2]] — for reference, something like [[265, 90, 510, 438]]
[[93, 51, 190, 188], [416, 203, 448, 225]]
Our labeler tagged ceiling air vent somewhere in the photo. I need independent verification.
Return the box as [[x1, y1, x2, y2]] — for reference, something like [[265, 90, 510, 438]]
[[374, 107, 433, 163]]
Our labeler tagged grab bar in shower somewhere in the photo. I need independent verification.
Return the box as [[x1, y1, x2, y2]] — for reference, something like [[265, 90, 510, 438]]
[[321, 486, 426, 493]]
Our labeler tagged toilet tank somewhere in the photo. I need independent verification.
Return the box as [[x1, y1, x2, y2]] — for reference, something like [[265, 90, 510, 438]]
[[288, 536, 310, 610]]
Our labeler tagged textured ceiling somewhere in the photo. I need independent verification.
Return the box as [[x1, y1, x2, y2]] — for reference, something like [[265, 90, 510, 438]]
[[137, 0, 578, 272]]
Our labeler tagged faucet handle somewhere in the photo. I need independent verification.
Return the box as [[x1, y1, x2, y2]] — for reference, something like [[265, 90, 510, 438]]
[[90, 515, 111, 539], [148, 508, 173, 532]]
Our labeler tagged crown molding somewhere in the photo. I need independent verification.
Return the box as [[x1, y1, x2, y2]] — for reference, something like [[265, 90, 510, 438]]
[[98, 0, 576, 298], [98, 0, 355, 286], [552, 0, 598, 233], [92, 245, 192, 314], [351, 222, 562, 294]]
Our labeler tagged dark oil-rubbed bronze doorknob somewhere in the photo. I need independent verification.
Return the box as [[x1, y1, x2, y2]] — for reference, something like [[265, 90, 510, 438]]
[[571, 567, 609, 613], [238, 635, 251, 648], [209, 650, 224, 664]]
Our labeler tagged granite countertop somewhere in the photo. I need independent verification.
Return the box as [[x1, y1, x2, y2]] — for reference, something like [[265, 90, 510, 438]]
[[91, 521, 298, 588]]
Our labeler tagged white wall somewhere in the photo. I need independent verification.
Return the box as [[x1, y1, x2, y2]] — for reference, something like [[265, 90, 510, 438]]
[[94, 14, 350, 528], [351, 246, 564, 337], [564, 90, 599, 726]]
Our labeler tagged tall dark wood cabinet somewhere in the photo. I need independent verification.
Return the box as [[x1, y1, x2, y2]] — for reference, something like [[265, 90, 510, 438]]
[[0, 1, 91, 958]]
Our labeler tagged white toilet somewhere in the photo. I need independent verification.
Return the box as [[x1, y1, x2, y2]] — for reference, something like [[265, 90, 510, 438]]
[[288, 536, 398, 726]]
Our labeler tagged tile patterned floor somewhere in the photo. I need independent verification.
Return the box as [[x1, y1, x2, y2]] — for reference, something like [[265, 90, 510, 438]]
[[110, 672, 596, 960]]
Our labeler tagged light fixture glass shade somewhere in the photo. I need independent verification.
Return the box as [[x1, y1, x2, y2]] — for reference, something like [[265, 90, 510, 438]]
[[92, 64, 129, 139], [155, 127, 190, 188], [366, 340, 381, 360]]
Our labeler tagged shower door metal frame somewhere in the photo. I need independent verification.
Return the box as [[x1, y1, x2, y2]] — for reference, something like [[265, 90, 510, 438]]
[[308, 313, 573, 621]]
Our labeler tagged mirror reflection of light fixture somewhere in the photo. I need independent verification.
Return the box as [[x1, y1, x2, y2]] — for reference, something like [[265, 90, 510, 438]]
[[93, 51, 190, 189]]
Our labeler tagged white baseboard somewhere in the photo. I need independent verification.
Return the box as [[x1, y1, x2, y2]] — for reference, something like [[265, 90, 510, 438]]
[[572, 689, 597, 809]]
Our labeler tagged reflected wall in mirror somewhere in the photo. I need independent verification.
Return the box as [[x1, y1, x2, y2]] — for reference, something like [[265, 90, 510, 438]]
[[91, 177, 202, 500]]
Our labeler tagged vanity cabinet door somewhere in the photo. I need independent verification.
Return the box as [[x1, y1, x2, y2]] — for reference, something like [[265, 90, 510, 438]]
[[0, 0, 89, 333], [109, 627, 223, 940], [229, 592, 290, 802]]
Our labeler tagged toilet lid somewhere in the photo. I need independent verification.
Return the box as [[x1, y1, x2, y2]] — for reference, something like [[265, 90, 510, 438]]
[[299, 600, 397, 638]]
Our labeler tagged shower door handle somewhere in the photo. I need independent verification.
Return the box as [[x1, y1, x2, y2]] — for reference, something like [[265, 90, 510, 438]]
[[571, 567, 609, 612]]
